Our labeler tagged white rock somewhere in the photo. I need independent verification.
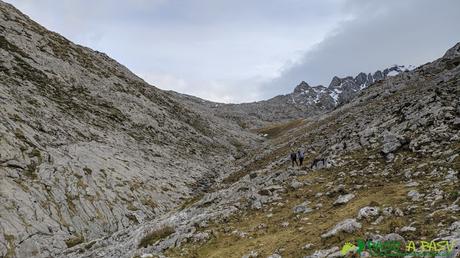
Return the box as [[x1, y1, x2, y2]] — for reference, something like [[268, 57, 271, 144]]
[[321, 219, 361, 238], [293, 202, 313, 214], [357, 206, 380, 220], [333, 194, 355, 205], [407, 190, 424, 201], [303, 243, 313, 250], [242, 250, 259, 258], [141, 254, 154, 258], [290, 180, 303, 189], [399, 226, 416, 232], [306, 246, 339, 258]]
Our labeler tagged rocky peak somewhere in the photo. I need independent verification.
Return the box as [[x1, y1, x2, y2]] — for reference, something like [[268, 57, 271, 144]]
[[328, 76, 341, 88], [202, 63, 419, 129], [354, 72, 368, 85], [293, 81, 311, 93], [284, 63, 418, 113], [443, 42, 460, 59]]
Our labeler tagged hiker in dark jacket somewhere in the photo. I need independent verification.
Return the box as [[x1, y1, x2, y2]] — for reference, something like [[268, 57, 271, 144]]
[[298, 150, 305, 166], [290, 152, 298, 167]]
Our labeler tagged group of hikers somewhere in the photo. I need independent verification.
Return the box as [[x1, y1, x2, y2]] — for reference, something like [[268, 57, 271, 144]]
[[290, 150, 304, 167]]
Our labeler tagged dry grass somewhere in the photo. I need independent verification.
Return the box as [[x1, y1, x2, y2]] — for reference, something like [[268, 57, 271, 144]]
[[138, 226, 175, 248], [65, 235, 85, 248], [169, 100, 460, 257], [167, 166, 416, 257], [253, 119, 305, 139], [167, 146, 456, 258]]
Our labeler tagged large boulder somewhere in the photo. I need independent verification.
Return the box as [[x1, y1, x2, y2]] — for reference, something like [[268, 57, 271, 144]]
[[357, 206, 380, 220]]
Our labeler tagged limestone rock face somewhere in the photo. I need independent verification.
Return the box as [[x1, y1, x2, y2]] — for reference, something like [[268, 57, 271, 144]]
[[0, 1, 258, 256], [1, 1, 460, 257]]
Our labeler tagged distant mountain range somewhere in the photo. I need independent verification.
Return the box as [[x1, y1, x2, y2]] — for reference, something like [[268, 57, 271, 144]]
[[1, 0, 459, 257], [289, 64, 416, 107], [172, 65, 416, 128]]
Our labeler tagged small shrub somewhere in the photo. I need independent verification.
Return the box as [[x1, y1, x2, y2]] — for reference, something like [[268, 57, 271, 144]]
[[84, 240, 96, 250], [127, 203, 139, 211], [24, 161, 38, 179], [28, 148, 41, 158], [14, 128, 26, 141], [138, 226, 175, 248], [65, 235, 84, 248], [141, 198, 158, 209], [83, 167, 92, 175], [450, 191, 459, 200]]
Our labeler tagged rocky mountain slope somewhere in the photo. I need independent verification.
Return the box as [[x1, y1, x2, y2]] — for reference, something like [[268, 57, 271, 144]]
[[64, 43, 460, 258], [0, 1, 459, 258], [0, 2, 259, 257], [171, 65, 414, 129]]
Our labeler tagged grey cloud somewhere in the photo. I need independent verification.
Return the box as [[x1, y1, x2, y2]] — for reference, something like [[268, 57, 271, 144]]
[[6, 0, 347, 103], [5, 0, 459, 103], [262, 0, 460, 100]]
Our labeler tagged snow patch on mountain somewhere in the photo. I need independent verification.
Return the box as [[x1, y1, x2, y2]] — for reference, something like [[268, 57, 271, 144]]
[[287, 64, 416, 108]]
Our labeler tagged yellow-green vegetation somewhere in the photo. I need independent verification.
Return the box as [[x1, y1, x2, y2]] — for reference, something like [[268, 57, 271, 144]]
[[4, 234, 16, 258], [23, 160, 38, 179], [127, 202, 140, 211], [77, 178, 88, 189], [167, 143, 458, 258], [141, 198, 158, 210], [28, 148, 42, 162], [167, 170, 410, 257], [65, 192, 78, 214], [14, 128, 27, 142], [65, 235, 85, 248], [84, 240, 97, 250], [253, 119, 304, 139], [179, 193, 204, 210], [138, 226, 175, 248]]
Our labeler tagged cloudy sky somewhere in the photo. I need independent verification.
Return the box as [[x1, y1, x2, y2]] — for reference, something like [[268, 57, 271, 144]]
[[6, 0, 460, 103]]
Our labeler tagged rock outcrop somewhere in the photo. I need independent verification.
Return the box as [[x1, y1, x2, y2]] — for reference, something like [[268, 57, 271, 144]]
[[0, 1, 459, 257], [0, 1, 258, 256]]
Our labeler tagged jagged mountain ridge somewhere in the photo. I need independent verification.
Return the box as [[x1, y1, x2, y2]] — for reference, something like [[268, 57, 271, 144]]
[[171, 65, 414, 129], [293, 64, 414, 106]]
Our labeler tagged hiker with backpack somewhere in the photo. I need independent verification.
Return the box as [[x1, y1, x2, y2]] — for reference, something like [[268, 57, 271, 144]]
[[298, 150, 305, 166], [290, 151, 298, 167]]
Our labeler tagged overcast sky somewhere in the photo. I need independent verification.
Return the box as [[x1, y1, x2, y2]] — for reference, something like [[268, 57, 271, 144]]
[[6, 0, 460, 103]]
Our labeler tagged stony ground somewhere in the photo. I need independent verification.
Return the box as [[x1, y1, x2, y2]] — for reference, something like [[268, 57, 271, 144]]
[[0, 1, 459, 257], [64, 43, 460, 258], [0, 2, 258, 257]]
